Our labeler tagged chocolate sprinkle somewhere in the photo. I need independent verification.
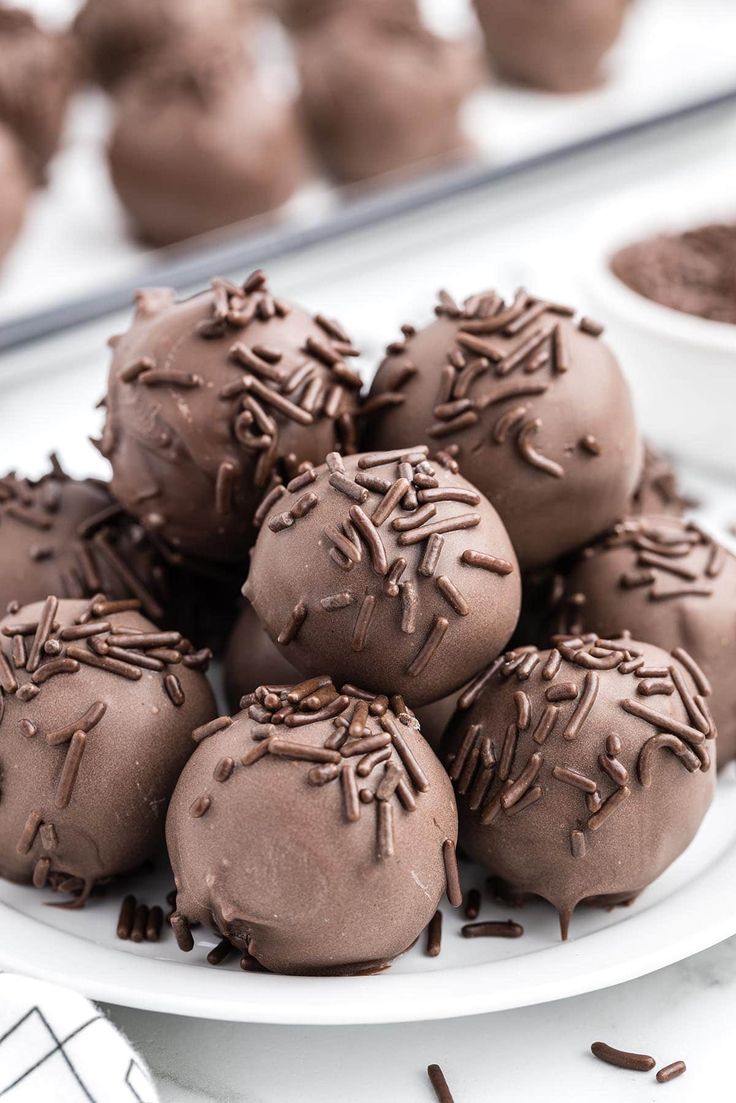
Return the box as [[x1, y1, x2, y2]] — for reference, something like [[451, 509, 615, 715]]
[[462, 920, 523, 939], [590, 1042, 655, 1072]]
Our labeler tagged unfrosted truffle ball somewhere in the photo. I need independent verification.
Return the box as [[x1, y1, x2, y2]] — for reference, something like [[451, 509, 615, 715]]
[[0, 7, 73, 176], [0, 461, 172, 624], [108, 47, 304, 247], [0, 122, 31, 264], [556, 515, 736, 766], [102, 271, 361, 565], [224, 601, 454, 747], [245, 448, 520, 707], [443, 634, 715, 938], [363, 288, 642, 570], [297, 8, 473, 184], [73, 0, 247, 90], [166, 679, 459, 974], [0, 597, 215, 904], [473, 0, 629, 93]]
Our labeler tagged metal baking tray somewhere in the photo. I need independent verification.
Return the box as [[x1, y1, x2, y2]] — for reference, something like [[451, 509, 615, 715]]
[[2, 0, 736, 350]]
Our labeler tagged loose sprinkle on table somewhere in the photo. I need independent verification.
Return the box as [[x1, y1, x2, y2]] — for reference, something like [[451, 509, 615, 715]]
[[657, 1060, 686, 1084], [427, 1064, 455, 1103], [591, 1042, 656, 1072]]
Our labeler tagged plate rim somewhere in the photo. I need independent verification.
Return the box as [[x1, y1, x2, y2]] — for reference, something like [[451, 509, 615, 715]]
[[1, 808, 735, 1025]]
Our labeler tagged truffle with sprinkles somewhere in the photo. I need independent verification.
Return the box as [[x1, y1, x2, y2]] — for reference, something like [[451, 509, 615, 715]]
[[244, 447, 520, 707], [166, 679, 459, 974], [224, 601, 457, 748], [0, 596, 215, 905], [555, 515, 736, 766], [362, 287, 642, 569], [0, 458, 171, 622], [443, 633, 715, 938], [101, 271, 362, 565]]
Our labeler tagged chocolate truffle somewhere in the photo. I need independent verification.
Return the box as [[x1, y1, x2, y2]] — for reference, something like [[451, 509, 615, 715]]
[[275, 0, 419, 33], [506, 446, 691, 656], [630, 443, 691, 518], [443, 634, 716, 937], [611, 222, 736, 326], [297, 8, 473, 184], [0, 460, 171, 624], [224, 601, 298, 712], [0, 7, 73, 176], [0, 122, 31, 265], [245, 448, 520, 707], [166, 679, 459, 974], [73, 0, 247, 90], [473, 0, 629, 93], [364, 288, 642, 570], [555, 515, 736, 766], [0, 596, 215, 905], [224, 601, 454, 747], [108, 46, 304, 247], [413, 692, 459, 751], [102, 271, 361, 565]]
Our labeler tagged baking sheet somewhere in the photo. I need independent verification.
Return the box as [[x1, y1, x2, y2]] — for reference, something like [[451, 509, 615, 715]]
[[2, 0, 736, 332]]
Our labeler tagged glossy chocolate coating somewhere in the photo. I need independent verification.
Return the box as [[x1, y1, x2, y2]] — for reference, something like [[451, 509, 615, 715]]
[[108, 46, 304, 247], [0, 598, 215, 904], [556, 515, 736, 766], [0, 462, 172, 624], [0, 7, 73, 176], [443, 635, 715, 937], [166, 680, 458, 974], [73, 0, 247, 90], [245, 448, 520, 707], [363, 288, 642, 570], [102, 272, 361, 566], [0, 122, 31, 264], [224, 600, 454, 747], [297, 8, 474, 184], [473, 0, 629, 93]]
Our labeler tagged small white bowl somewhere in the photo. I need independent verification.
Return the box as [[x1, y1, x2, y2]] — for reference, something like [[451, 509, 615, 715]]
[[577, 179, 736, 474]]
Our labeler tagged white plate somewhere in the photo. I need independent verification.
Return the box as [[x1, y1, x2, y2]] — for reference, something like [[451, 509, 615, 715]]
[[2, 780, 736, 1024], [2, 176, 736, 1023]]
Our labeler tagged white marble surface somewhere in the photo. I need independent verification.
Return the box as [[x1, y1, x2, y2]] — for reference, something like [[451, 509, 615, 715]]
[[106, 937, 736, 1100]]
